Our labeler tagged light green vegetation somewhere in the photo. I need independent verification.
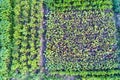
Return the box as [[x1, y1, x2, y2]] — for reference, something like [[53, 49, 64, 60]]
[[0, 0, 43, 79]]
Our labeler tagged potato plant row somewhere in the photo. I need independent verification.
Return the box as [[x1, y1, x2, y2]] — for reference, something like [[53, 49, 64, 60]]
[[0, 0, 43, 79], [45, 0, 120, 78], [11, 0, 30, 75], [0, 0, 12, 79], [44, 0, 113, 11], [11, 0, 43, 77]]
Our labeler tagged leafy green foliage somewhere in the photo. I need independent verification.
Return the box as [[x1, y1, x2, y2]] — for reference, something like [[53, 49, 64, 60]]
[[11, 0, 43, 77], [45, 0, 120, 78], [0, 0, 43, 79], [0, 0, 12, 79], [82, 75, 120, 80], [113, 0, 120, 13], [46, 10, 119, 71], [44, 0, 113, 11], [10, 72, 65, 80], [50, 69, 120, 77], [1, 0, 43, 79], [1, 0, 120, 79]]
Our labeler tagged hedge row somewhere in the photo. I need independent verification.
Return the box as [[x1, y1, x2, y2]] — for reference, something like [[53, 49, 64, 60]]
[[0, 0, 12, 79]]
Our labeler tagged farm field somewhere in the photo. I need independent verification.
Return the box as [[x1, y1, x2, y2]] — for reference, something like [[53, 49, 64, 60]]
[[0, 0, 120, 80]]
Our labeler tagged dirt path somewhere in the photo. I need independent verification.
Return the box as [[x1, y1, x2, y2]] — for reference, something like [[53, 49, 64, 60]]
[[39, 3, 48, 80]]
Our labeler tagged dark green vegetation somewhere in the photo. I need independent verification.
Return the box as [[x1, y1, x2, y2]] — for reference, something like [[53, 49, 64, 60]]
[[113, 0, 120, 13], [0, 0, 12, 79], [0, 0, 120, 80], [44, 0, 113, 11]]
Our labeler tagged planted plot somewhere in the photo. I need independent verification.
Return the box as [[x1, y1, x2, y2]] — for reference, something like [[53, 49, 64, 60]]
[[46, 10, 119, 71], [0, 0, 120, 79], [45, 0, 120, 78], [11, 0, 42, 75], [0, 0, 43, 79]]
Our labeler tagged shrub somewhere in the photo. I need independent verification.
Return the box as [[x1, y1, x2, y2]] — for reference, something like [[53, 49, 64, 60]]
[[0, 0, 12, 79]]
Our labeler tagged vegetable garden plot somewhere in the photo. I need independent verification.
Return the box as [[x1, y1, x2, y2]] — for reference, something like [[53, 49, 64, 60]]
[[0, 0, 120, 79], [45, 0, 120, 77], [11, 0, 43, 76], [0, 0, 43, 79]]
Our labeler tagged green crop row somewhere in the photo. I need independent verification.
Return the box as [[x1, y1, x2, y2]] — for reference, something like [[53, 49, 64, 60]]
[[0, 0, 12, 79], [0, 0, 120, 79], [11, 0, 43, 78], [44, 0, 113, 11], [11, 72, 66, 80], [12, 0, 30, 74], [0, 0, 43, 79], [82, 75, 120, 80], [51, 70, 120, 80], [50, 69, 120, 77]]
